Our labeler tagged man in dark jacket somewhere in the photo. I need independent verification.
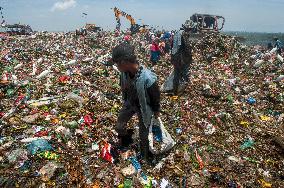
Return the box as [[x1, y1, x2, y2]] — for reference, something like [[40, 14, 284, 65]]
[[112, 42, 161, 163], [274, 37, 283, 54], [171, 28, 193, 95]]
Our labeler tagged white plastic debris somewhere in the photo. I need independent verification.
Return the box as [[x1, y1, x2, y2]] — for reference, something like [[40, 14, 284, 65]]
[[14, 63, 23, 69], [65, 59, 76, 66], [160, 178, 169, 188], [275, 75, 284, 82], [277, 54, 284, 62], [36, 69, 51, 80], [254, 59, 264, 68]]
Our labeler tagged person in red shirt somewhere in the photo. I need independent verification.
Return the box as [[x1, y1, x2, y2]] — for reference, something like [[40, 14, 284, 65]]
[[150, 38, 161, 66]]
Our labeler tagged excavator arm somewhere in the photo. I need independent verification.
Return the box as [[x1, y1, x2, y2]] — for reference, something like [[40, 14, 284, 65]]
[[113, 7, 137, 31]]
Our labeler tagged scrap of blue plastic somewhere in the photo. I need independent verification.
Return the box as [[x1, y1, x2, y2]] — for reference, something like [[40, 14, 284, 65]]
[[129, 157, 141, 171], [141, 172, 148, 180], [246, 97, 256, 104], [176, 128, 182, 134], [27, 139, 53, 155], [152, 125, 162, 142]]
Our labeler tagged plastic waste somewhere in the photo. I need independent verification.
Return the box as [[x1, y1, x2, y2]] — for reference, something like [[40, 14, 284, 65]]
[[101, 142, 114, 163], [27, 139, 53, 155], [277, 54, 283, 62], [258, 179, 272, 188], [228, 180, 238, 188], [175, 128, 182, 134], [65, 59, 76, 66], [123, 178, 133, 188], [22, 113, 41, 124], [204, 123, 216, 135], [254, 59, 264, 68], [121, 165, 136, 177], [195, 149, 204, 170], [129, 157, 142, 172], [83, 114, 94, 127], [152, 124, 162, 142], [6, 149, 28, 163], [36, 68, 51, 80], [1, 27, 284, 187], [39, 161, 62, 181], [149, 117, 175, 155], [81, 156, 94, 185], [240, 137, 255, 150], [161, 71, 174, 92], [38, 151, 59, 160], [160, 178, 169, 188], [275, 75, 284, 82], [246, 97, 256, 105]]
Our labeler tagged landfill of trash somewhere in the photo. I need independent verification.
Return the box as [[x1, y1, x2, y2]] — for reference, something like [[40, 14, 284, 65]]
[[0, 31, 284, 187]]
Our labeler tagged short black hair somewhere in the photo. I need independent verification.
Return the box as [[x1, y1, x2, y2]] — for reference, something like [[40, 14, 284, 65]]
[[112, 42, 137, 63]]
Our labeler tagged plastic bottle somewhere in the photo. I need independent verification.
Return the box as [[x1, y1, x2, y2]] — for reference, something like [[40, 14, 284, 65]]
[[129, 157, 142, 172]]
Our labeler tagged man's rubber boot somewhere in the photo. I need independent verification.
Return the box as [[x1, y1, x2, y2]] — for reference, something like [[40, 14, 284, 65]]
[[140, 143, 155, 166]]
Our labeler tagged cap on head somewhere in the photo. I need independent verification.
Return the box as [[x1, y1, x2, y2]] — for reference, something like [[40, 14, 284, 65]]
[[112, 42, 137, 64]]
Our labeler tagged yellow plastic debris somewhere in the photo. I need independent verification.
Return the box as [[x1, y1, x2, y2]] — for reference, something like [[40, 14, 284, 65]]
[[171, 96, 179, 100], [260, 115, 271, 121], [258, 179, 272, 188], [240, 121, 250, 127], [59, 113, 67, 118]]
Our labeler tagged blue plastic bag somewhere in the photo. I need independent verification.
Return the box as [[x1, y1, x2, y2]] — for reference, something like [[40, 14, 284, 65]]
[[27, 139, 53, 155], [152, 125, 162, 142]]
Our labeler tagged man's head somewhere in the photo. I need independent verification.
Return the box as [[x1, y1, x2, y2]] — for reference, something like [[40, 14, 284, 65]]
[[112, 42, 138, 72], [274, 37, 279, 41], [153, 37, 159, 45]]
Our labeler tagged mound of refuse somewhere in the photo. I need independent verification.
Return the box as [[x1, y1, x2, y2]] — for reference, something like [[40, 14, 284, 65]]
[[0, 31, 283, 187]]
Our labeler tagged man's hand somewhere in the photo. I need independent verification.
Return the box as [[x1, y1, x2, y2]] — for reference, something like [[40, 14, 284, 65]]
[[154, 112, 160, 119]]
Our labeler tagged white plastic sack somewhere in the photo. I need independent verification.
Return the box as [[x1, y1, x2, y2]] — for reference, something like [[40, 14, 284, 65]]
[[149, 117, 175, 155], [161, 71, 174, 92], [270, 47, 277, 54], [277, 54, 284, 62]]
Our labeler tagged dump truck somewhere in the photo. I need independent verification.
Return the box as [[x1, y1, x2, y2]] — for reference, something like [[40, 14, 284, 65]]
[[183, 13, 225, 33]]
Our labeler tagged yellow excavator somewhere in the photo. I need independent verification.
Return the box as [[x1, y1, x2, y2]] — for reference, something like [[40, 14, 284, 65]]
[[113, 7, 148, 34]]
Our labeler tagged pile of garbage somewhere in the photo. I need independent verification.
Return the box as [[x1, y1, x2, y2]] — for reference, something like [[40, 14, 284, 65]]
[[0, 31, 283, 187]]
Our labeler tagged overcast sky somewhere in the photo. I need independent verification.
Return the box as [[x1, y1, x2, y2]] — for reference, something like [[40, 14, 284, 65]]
[[1, 0, 284, 32]]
